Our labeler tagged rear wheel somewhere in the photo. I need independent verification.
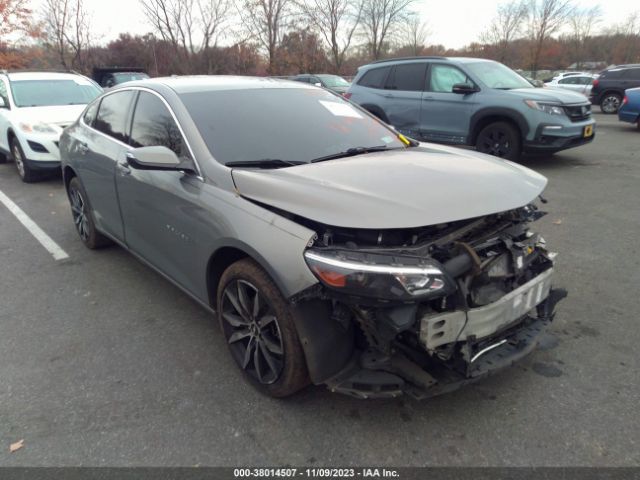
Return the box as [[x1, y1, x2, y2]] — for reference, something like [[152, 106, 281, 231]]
[[67, 176, 112, 249], [475, 121, 521, 161], [600, 93, 622, 114], [11, 138, 38, 183], [217, 259, 309, 397]]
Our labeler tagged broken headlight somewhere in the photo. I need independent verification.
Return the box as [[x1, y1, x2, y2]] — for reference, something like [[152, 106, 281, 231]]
[[304, 249, 455, 301]]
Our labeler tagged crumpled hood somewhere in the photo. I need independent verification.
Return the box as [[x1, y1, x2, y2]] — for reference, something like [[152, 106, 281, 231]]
[[14, 105, 86, 130], [504, 88, 589, 104], [232, 145, 548, 229]]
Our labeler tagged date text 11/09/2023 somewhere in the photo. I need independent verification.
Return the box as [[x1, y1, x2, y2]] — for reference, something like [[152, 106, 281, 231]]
[[233, 468, 400, 478]]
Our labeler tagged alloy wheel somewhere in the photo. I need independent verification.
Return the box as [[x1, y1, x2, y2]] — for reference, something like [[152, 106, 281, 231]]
[[221, 280, 284, 385], [478, 128, 511, 157], [69, 187, 90, 241], [602, 95, 620, 114], [12, 144, 25, 178]]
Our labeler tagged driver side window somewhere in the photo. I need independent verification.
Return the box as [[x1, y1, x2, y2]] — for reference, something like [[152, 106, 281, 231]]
[[429, 65, 470, 93], [130, 91, 190, 159]]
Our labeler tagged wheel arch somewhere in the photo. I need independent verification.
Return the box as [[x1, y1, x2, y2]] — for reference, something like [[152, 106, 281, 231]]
[[469, 108, 528, 145], [62, 165, 77, 192], [360, 103, 389, 123]]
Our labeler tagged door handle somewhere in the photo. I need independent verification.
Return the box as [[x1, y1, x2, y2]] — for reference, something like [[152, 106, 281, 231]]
[[116, 159, 131, 175], [77, 142, 89, 155], [423, 96, 435, 101]]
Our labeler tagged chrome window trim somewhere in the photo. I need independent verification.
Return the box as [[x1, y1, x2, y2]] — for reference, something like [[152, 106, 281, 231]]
[[80, 86, 204, 180]]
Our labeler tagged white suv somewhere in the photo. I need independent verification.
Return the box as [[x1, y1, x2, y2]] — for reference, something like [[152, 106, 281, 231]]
[[0, 71, 102, 182]]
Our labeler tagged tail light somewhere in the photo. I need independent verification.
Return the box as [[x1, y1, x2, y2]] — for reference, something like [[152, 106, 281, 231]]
[[623, 96, 628, 105], [343, 92, 352, 100], [592, 78, 599, 87]]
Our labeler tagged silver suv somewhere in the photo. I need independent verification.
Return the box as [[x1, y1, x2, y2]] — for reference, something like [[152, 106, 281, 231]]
[[346, 57, 596, 160]]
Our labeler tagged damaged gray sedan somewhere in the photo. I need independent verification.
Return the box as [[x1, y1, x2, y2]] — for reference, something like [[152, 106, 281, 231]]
[[60, 76, 565, 399]]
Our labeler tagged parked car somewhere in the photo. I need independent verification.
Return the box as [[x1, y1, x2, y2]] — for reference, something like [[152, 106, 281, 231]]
[[544, 74, 595, 97], [0, 70, 102, 182], [548, 71, 590, 82], [590, 64, 640, 114], [92, 67, 150, 88], [618, 87, 640, 130], [60, 76, 564, 399], [291, 74, 351, 94], [345, 57, 596, 161]]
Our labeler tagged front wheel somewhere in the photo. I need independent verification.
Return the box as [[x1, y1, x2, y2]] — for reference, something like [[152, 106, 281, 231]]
[[217, 259, 309, 397], [475, 122, 521, 161], [600, 93, 622, 114], [11, 138, 38, 183]]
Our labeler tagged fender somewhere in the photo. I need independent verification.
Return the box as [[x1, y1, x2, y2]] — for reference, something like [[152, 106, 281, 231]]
[[359, 103, 389, 123], [469, 107, 530, 143]]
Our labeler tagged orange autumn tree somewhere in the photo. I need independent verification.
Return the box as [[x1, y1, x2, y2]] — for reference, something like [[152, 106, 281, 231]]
[[0, 0, 33, 68]]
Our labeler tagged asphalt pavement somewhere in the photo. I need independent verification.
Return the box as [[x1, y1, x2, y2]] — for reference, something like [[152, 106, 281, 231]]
[[0, 113, 639, 466]]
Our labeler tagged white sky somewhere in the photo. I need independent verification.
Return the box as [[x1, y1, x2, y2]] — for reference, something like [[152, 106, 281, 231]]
[[28, 0, 640, 50]]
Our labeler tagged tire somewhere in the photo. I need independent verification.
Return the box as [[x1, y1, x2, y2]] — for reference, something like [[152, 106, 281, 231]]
[[67, 176, 112, 249], [217, 258, 309, 398], [600, 93, 622, 114], [11, 138, 38, 183], [475, 121, 521, 161]]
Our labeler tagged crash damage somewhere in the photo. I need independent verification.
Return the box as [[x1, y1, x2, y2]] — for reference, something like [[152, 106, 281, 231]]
[[287, 203, 566, 399]]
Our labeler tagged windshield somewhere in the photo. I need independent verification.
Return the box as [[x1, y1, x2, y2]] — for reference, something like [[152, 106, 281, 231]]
[[113, 73, 150, 84], [317, 75, 350, 87], [466, 61, 533, 90], [11, 79, 102, 107], [180, 88, 405, 165]]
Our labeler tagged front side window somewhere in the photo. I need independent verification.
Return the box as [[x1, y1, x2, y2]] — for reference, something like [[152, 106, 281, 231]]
[[130, 91, 189, 158], [465, 61, 533, 90], [429, 65, 471, 93], [10, 78, 102, 107], [180, 87, 406, 165], [83, 100, 99, 126], [94, 90, 136, 143], [387, 63, 427, 91], [358, 66, 391, 89]]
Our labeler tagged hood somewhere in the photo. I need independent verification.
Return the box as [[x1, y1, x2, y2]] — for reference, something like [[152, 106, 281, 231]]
[[14, 105, 86, 129], [232, 145, 548, 229], [505, 87, 589, 104]]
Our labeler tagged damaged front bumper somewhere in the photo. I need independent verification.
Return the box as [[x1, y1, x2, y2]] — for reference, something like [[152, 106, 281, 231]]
[[323, 286, 566, 400]]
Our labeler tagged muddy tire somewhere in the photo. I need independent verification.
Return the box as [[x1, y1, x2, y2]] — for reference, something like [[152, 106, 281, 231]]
[[217, 258, 309, 398], [67, 176, 112, 249]]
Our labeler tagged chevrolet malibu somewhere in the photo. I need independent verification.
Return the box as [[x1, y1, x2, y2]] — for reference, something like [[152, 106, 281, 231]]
[[60, 77, 565, 399]]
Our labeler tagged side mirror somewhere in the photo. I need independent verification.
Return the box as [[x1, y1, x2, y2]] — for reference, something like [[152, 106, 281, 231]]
[[452, 83, 479, 94], [126, 146, 186, 171], [0, 97, 7, 108]]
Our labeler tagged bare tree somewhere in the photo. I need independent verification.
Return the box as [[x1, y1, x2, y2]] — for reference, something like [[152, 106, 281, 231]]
[[400, 12, 429, 56], [360, 0, 415, 59], [42, 0, 92, 70], [525, 0, 575, 76], [567, 5, 601, 68], [298, 0, 362, 73], [238, 0, 292, 74], [481, 0, 527, 62]]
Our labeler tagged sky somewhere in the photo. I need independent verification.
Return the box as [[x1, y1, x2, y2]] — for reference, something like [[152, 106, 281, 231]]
[[28, 0, 640, 50]]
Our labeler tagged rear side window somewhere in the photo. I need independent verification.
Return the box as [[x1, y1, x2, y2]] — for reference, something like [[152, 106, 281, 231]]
[[622, 68, 640, 79], [358, 66, 391, 89], [559, 77, 578, 85], [601, 70, 624, 79], [429, 64, 471, 93], [130, 91, 190, 159], [386, 63, 426, 91], [94, 91, 135, 143]]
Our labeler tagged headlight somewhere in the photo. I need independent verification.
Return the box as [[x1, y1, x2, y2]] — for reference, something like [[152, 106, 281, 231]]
[[19, 122, 57, 134], [304, 249, 455, 301], [524, 100, 565, 116]]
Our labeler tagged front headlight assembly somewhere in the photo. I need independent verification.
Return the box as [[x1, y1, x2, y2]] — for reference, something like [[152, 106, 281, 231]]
[[19, 122, 57, 134], [304, 249, 455, 301], [524, 100, 565, 116]]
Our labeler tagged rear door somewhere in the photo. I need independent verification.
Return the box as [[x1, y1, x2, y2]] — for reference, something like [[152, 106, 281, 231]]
[[380, 62, 426, 139], [622, 68, 640, 89], [74, 90, 136, 241], [420, 63, 477, 144], [115, 90, 204, 294]]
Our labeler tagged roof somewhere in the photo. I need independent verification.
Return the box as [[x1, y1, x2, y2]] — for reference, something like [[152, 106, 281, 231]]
[[122, 75, 314, 94], [361, 56, 499, 70], [4, 71, 89, 82]]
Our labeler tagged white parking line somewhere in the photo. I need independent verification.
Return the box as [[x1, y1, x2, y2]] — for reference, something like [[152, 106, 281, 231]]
[[0, 188, 69, 261]]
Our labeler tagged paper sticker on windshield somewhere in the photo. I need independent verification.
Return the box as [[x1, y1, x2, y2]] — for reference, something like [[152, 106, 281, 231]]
[[319, 100, 363, 119]]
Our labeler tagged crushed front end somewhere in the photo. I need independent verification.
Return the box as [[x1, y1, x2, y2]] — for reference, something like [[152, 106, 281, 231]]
[[293, 203, 566, 399]]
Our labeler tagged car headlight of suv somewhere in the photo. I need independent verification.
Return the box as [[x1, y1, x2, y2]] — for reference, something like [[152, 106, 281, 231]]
[[304, 249, 455, 301], [524, 100, 565, 116], [19, 122, 57, 134]]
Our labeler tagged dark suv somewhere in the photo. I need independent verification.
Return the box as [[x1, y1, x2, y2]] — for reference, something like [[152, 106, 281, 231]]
[[590, 65, 640, 114]]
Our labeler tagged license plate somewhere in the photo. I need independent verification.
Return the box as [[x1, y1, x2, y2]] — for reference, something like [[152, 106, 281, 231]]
[[583, 125, 594, 138]]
